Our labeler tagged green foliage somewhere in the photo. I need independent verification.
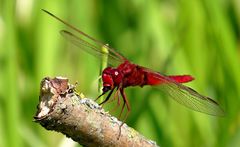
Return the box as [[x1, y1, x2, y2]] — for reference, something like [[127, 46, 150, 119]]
[[0, 0, 239, 146]]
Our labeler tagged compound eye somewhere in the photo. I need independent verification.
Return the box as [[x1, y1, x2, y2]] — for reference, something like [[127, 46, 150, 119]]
[[102, 86, 111, 93]]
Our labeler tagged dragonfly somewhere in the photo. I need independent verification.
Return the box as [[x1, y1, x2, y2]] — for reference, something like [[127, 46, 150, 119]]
[[42, 10, 225, 122]]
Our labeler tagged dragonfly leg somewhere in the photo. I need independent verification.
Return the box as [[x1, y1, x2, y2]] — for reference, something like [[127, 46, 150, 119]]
[[95, 92, 105, 102], [118, 98, 126, 120], [109, 88, 121, 113], [117, 88, 131, 139], [105, 87, 119, 104], [120, 88, 131, 118], [99, 88, 115, 105]]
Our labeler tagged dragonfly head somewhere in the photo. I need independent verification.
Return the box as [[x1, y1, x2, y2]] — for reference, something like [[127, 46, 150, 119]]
[[102, 67, 123, 93]]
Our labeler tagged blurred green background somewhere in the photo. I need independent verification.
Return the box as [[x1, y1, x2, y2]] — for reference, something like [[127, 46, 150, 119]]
[[0, 0, 240, 147]]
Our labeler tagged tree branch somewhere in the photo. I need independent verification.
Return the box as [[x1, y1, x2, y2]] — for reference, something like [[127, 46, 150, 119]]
[[33, 77, 159, 147]]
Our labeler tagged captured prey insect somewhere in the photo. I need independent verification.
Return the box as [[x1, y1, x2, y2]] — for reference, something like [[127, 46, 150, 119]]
[[42, 9, 224, 125]]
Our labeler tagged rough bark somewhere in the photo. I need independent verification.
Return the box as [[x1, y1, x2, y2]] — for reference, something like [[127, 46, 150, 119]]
[[34, 77, 158, 147]]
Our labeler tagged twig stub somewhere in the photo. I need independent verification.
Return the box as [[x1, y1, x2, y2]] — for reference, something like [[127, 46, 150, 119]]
[[34, 77, 159, 147]]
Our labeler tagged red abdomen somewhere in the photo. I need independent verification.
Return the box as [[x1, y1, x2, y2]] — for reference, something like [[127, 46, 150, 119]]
[[146, 72, 194, 86]]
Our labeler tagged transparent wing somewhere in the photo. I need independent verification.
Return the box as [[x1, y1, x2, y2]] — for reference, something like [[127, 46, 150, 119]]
[[143, 68, 225, 116], [61, 30, 125, 66], [41, 9, 126, 66]]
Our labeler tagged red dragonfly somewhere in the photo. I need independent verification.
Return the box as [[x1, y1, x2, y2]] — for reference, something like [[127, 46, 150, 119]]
[[43, 10, 224, 120]]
